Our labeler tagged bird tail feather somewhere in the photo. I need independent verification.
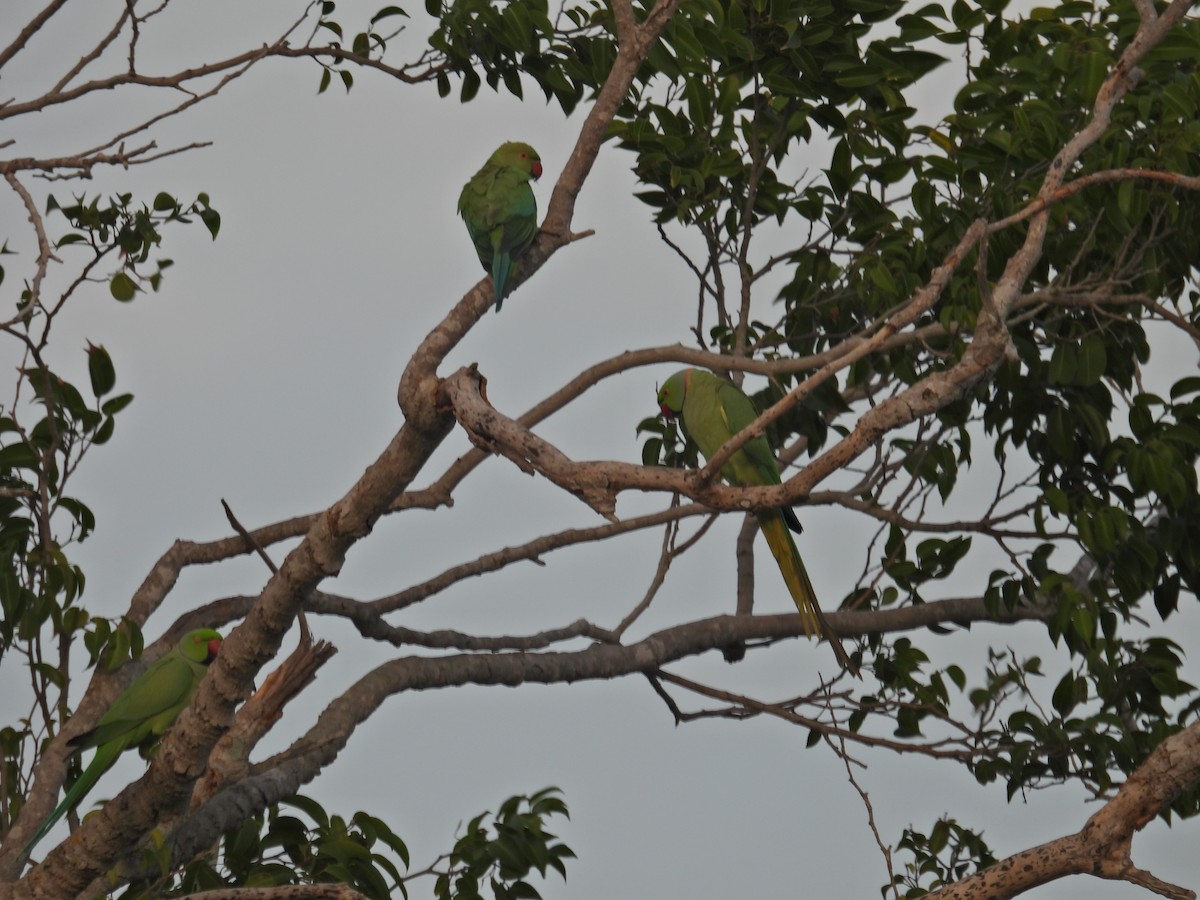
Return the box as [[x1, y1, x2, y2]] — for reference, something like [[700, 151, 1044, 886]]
[[19, 742, 119, 864], [758, 514, 861, 678], [492, 252, 512, 311]]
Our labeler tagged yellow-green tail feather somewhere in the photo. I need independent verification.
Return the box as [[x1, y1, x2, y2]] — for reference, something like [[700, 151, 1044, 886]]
[[758, 513, 860, 677], [19, 740, 121, 864]]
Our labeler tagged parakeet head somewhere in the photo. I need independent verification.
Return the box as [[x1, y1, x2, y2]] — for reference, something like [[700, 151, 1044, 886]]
[[657, 369, 691, 418], [489, 142, 543, 180], [180, 628, 222, 664]]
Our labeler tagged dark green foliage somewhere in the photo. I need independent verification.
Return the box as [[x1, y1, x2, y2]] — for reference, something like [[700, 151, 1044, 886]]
[[1, 179, 219, 848], [0, 354, 130, 656], [892, 817, 998, 897], [433, 788, 574, 900], [117, 789, 572, 900], [47, 190, 218, 300], [120, 794, 412, 899], [612, 0, 1200, 884], [636, 411, 698, 470]]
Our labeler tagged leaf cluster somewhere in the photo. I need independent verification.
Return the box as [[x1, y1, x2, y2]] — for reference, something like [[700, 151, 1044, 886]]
[[1, 181, 218, 850], [315, 1, 411, 94], [0, 348, 132, 656], [123, 794, 410, 899], [109, 788, 571, 900], [890, 816, 997, 898], [619, 0, 1200, 809], [45, 190, 219, 302], [434, 788, 574, 900]]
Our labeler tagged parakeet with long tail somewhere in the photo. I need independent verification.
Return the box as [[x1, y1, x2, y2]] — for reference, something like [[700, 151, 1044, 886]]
[[657, 369, 859, 676], [20, 627, 223, 861], [457, 141, 542, 311]]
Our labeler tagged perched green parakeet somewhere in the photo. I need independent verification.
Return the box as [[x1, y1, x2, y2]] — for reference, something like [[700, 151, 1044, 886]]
[[457, 141, 542, 312], [657, 369, 859, 676], [20, 627, 223, 861]]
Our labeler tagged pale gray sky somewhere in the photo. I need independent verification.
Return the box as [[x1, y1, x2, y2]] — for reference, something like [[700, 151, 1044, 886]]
[[3, 2, 1198, 897]]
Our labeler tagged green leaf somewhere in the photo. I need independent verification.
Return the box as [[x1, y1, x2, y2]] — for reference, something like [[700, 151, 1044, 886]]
[[827, 139, 852, 198], [0, 441, 40, 471], [198, 206, 221, 240], [1075, 334, 1107, 386], [110, 272, 138, 302], [461, 69, 481, 103], [101, 392, 134, 416], [85, 343, 116, 397], [93, 416, 115, 445], [371, 5, 409, 24]]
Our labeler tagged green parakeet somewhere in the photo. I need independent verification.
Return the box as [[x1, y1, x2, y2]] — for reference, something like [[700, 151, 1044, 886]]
[[657, 368, 859, 676], [457, 141, 542, 311], [20, 627, 223, 861]]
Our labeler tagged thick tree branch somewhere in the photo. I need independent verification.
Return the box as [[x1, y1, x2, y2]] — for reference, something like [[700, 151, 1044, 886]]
[[13, 415, 453, 896], [150, 593, 1049, 869], [987, 167, 1200, 233], [927, 720, 1200, 900], [188, 887, 370, 900]]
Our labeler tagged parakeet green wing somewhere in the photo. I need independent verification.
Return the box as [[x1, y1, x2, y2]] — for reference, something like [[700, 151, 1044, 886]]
[[19, 628, 222, 863], [457, 141, 542, 311], [70, 650, 207, 752]]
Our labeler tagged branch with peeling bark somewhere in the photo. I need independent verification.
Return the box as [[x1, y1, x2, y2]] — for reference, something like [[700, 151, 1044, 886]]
[[114, 592, 1051, 880], [438, 351, 1015, 521], [927, 720, 1200, 900]]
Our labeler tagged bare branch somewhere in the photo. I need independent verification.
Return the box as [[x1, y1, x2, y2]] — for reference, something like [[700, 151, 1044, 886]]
[[366, 504, 709, 616], [1, 142, 214, 178], [150, 591, 1051, 869], [49, 4, 132, 94], [613, 510, 682, 637], [0, 0, 71, 72], [3, 174, 58, 314]]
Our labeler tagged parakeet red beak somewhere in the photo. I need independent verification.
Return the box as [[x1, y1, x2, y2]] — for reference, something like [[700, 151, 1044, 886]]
[[659, 403, 674, 419], [207, 638, 222, 661], [532, 160, 543, 179]]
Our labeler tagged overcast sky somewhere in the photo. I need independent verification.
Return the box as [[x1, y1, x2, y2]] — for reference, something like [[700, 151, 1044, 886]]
[[3, 1, 1199, 897]]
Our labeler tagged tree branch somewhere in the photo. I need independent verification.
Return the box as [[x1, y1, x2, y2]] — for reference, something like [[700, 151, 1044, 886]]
[[150, 592, 1049, 870], [927, 720, 1200, 900]]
